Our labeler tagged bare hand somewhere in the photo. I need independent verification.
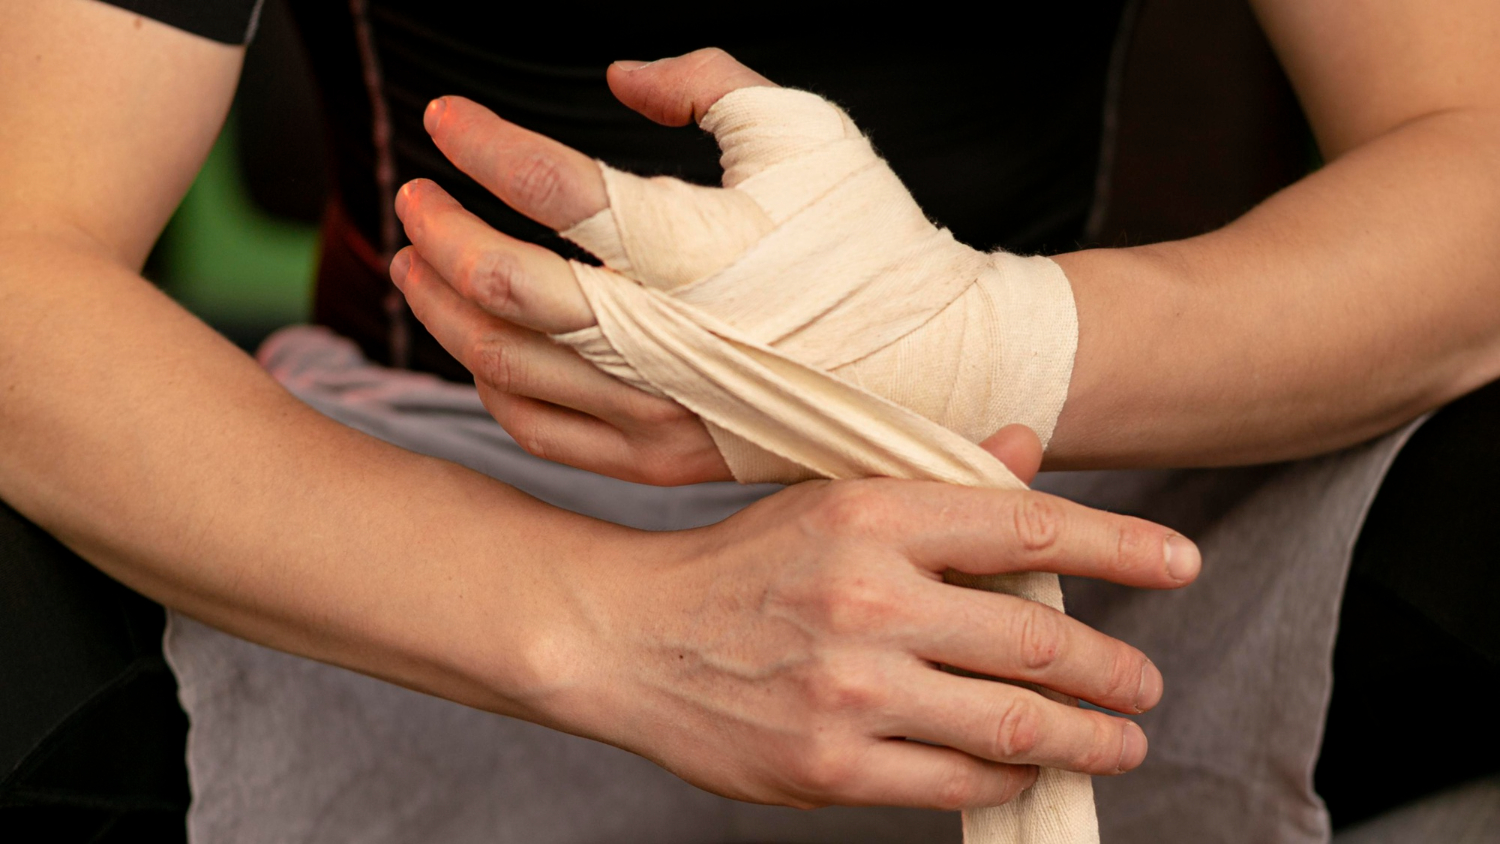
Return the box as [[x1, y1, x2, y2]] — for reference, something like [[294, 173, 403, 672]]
[[532, 445, 1199, 810]]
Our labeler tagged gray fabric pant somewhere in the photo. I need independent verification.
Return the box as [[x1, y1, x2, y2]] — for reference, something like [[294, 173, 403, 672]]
[[165, 326, 1442, 842]]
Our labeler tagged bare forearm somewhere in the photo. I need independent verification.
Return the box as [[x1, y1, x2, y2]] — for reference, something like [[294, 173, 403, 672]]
[[1049, 107, 1500, 468], [0, 228, 622, 720], [2, 0, 600, 732]]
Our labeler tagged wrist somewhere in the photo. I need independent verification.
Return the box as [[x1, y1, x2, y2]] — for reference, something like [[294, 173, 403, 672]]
[[455, 515, 681, 742], [1046, 244, 1195, 470]]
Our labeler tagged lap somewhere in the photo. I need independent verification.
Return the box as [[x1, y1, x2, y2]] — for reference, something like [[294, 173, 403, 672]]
[[171, 326, 954, 843], [6, 327, 1494, 841]]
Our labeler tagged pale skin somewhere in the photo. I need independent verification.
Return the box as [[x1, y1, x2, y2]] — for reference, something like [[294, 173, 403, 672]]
[[391, 1, 1500, 485], [1, 0, 1197, 812]]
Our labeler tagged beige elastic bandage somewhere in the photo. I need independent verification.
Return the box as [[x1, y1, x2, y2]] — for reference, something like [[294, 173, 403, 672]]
[[553, 87, 1094, 844]]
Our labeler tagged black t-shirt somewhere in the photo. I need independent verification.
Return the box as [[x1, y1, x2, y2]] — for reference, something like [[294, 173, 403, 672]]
[[98, 0, 1128, 374], [100, 1, 1124, 250], [100, 0, 264, 44]]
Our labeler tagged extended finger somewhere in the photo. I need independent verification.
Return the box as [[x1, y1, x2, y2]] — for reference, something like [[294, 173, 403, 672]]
[[422, 95, 607, 231], [394, 179, 592, 333], [391, 247, 647, 416], [478, 388, 633, 472], [479, 389, 725, 486], [870, 482, 1201, 588], [910, 585, 1162, 714], [605, 48, 778, 127], [805, 740, 1036, 811], [887, 668, 1147, 776]]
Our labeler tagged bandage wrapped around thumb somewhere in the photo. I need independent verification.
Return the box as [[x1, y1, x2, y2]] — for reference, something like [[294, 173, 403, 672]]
[[553, 86, 1094, 844]]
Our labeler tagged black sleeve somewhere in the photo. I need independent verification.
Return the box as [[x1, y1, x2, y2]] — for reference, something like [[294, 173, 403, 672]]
[[92, 0, 265, 45]]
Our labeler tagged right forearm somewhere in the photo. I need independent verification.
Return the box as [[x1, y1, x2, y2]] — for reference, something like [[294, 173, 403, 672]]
[[0, 228, 620, 720]]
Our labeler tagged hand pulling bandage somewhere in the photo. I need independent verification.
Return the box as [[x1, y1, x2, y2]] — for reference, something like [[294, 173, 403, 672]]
[[553, 87, 1093, 844]]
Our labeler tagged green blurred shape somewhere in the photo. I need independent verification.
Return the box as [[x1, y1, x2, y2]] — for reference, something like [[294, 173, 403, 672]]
[[154, 111, 318, 332]]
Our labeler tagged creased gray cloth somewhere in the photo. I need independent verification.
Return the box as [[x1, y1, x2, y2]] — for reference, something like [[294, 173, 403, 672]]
[[165, 325, 1421, 843], [1037, 441, 1419, 844]]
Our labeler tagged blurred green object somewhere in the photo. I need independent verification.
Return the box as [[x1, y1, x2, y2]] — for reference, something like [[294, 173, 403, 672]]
[[151, 110, 319, 346]]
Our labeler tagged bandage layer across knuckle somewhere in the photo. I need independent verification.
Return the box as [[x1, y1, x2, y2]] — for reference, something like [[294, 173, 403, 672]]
[[552, 86, 1093, 844], [559, 87, 1077, 486]]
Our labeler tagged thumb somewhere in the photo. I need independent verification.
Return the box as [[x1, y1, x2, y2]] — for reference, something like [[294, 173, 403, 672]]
[[980, 424, 1044, 486], [606, 48, 777, 127]]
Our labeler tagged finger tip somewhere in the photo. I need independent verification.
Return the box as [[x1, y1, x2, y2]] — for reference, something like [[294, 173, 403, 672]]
[[389, 248, 412, 285], [1164, 534, 1202, 584], [395, 180, 418, 215], [1134, 660, 1164, 713], [424, 97, 447, 134], [1117, 721, 1148, 773]]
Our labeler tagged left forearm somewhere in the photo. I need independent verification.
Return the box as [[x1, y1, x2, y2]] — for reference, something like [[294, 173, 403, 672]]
[[1048, 107, 1500, 469]]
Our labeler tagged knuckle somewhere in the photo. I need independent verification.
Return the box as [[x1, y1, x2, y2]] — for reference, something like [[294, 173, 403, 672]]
[[1081, 716, 1128, 773], [991, 697, 1042, 760], [802, 481, 890, 539], [684, 47, 734, 78], [790, 741, 859, 797], [1015, 604, 1065, 672], [1011, 494, 1063, 557], [508, 408, 553, 463], [516, 430, 552, 463], [805, 572, 900, 637], [508, 152, 567, 214], [472, 333, 524, 393], [1102, 648, 1148, 707], [929, 766, 979, 812], [802, 665, 886, 715], [460, 247, 522, 316], [638, 86, 677, 125]]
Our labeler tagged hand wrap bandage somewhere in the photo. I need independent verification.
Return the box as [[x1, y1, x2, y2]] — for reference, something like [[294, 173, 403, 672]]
[[553, 87, 1093, 844]]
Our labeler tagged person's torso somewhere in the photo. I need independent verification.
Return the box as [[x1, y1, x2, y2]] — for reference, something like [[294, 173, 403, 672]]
[[284, 3, 1130, 376]]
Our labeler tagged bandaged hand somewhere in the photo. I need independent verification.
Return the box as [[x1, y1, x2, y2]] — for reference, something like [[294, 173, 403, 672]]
[[555, 85, 1077, 487], [392, 49, 1075, 490]]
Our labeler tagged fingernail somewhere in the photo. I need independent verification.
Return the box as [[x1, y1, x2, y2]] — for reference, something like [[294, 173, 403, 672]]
[[389, 250, 411, 284], [613, 60, 650, 71], [424, 97, 447, 131], [1117, 722, 1148, 773], [1135, 660, 1163, 713], [1164, 534, 1200, 583]]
